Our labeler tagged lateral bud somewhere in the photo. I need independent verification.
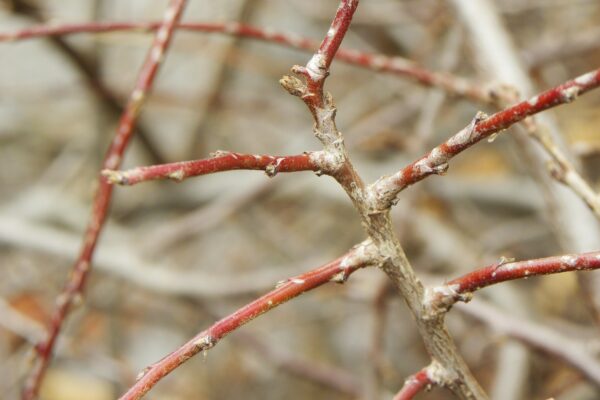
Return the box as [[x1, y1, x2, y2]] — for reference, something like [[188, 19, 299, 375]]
[[279, 74, 306, 97], [209, 150, 231, 158], [265, 163, 278, 178]]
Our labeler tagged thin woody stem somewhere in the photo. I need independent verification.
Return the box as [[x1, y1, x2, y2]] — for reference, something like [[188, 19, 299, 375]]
[[118, 242, 376, 400], [393, 368, 431, 400], [426, 251, 600, 316], [102, 152, 322, 186], [21, 1, 188, 399], [290, 0, 359, 113], [0, 20, 489, 103], [371, 68, 600, 209]]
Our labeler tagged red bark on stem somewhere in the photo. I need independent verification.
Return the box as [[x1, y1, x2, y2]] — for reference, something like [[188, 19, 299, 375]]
[[372, 67, 600, 208], [393, 369, 431, 400], [0, 20, 488, 102], [426, 251, 600, 315], [118, 244, 373, 400], [291, 0, 359, 113], [21, 1, 188, 399], [450, 251, 600, 295], [102, 152, 320, 186]]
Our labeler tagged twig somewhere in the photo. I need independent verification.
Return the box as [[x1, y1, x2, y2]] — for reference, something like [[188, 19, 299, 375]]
[[117, 241, 376, 400], [371, 68, 600, 209], [425, 251, 600, 316], [102, 152, 321, 185], [0, 20, 489, 102], [393, 367, 431, 400], [21, 2, 188, 399]]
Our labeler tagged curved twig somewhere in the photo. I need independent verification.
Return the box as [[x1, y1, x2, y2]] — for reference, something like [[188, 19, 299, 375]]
[[118, 241, 376, 400], [102, 152, 321, 185], [21, 1, 189, 399], [393, 368, 431, 400], [0, 20, 489, 102], [371, 68, 600, 209]]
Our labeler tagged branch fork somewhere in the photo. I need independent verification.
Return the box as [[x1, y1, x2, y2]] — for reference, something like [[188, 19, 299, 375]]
[[423, 284, 472, 320]]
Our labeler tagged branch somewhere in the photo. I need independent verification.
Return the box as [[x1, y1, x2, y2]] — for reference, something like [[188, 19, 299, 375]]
[[22, 1, 188, 399], [0, 20, 489, 102], [102, 151, 321, 185], [371, 68, 600, 209], [393, 368, 431, 400], [117, 241, 376, 400], [284, 0, 359, 115], [281, 1, 488, 398], [425, 251, 600, 316]]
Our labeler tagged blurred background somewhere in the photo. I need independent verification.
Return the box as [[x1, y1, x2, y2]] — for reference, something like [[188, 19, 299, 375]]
[[1, 0, 600, 399]]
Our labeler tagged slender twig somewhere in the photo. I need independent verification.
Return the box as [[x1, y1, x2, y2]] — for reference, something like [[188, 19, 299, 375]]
[[102, 152, 321, 185], [21, 2, 188, 399], [117, 242, 376, 400], [425, 251, 600, 316], [0, 20, 490, 102], [393, 368, 431, 400], [371, 68, 600, 209]]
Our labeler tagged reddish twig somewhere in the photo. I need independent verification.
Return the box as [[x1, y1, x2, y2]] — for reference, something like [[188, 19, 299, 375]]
[[451, 251, 600, 294], [0, 20, 489, 102], [393, 368, 431, 400], [21, 1, 188, 399], [118, 242, 375, 400], [287, 0, 359, 114], [371, 68, 600, 209], [425, 251, 600, 316], [102, 152, 321, 186]]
